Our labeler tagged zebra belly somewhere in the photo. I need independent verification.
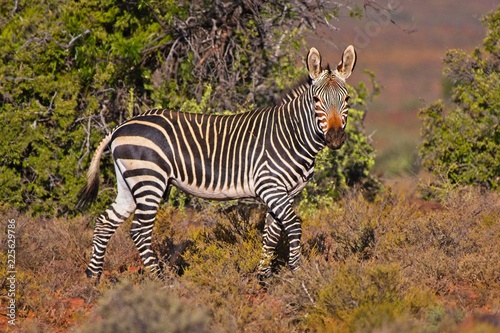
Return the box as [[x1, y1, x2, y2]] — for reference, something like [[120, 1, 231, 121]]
[[170, 179, 256, 200]]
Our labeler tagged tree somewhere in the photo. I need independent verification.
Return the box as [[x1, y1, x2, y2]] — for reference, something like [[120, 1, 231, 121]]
[[0, 0, 377, 215], [419, 6, 500, 191]]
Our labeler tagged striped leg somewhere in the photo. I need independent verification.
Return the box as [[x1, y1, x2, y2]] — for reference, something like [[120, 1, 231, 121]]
[[86, 172, 136, 279], [275, 197, 302, 271], [283, 208, 302, 271], [130, 192, 163, 278], [259, 189, 302, 277], [258, 212, 283, 278]]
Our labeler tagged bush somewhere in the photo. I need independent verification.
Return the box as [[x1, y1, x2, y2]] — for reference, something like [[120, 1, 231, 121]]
[[272, 186, 500, 332], [78, 281, 209, 333], [419, 6, 500, 191]]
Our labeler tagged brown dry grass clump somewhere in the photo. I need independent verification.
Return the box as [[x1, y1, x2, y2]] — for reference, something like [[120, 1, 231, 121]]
[[0, 185, 499, 332]]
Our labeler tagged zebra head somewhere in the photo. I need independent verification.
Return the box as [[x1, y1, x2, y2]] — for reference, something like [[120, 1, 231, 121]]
[[307, 45, 357, 150]]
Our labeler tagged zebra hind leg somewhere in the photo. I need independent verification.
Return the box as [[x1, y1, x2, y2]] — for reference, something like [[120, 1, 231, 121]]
[[86, 189, 136, 281], [130, 194, 163, 279]]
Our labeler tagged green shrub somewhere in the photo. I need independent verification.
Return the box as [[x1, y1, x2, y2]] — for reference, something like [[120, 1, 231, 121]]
[[419, 6, 500, 191], [375, 138, 420, 177]]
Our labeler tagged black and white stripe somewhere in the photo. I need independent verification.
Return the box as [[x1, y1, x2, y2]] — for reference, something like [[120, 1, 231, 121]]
[[77, 46, 356, 280]]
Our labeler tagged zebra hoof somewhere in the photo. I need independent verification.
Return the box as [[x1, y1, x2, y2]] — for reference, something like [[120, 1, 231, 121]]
[[85, 268, 101, 282], [257, 268, 273, 287]]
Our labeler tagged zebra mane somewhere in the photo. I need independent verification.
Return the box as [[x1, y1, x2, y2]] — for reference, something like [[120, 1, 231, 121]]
[[279, 76, 312, 104], [279, 62, 338, 105]]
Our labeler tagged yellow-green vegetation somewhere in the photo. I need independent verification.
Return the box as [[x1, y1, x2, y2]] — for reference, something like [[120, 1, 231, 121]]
[[1, 185, 499, 332], [419, 5, 500, 191]]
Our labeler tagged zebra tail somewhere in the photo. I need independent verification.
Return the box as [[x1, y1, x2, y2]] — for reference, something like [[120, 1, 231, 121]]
[[76, 133, 113, 210]]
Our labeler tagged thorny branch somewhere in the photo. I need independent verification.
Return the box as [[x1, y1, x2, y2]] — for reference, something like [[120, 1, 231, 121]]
[[139, 0, 356, 112]]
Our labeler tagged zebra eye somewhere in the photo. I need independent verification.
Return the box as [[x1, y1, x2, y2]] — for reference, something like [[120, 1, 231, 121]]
[[313, 95, 321, 104], [342, 96, 350, 110]]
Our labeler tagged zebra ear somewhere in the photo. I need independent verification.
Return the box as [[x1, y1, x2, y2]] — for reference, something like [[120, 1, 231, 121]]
[[337, 45, 356, 80], [307, 47, 322, 80]]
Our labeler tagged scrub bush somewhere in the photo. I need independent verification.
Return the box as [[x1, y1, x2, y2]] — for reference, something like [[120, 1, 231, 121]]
[[78, 281, 209, 333]]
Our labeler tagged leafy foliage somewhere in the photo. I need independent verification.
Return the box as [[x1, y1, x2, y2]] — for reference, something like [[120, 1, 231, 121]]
[[419, 6, 500, 191]]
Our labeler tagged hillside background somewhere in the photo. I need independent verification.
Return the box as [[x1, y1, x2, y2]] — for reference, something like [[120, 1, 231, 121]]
[[311, 0, 498, 176]]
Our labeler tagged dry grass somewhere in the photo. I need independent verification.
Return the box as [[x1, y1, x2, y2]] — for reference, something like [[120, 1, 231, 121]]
[[1, 184, 499, 332]]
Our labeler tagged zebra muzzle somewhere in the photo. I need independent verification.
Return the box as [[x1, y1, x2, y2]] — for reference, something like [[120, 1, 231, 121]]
[[325, 127, 346, 150]]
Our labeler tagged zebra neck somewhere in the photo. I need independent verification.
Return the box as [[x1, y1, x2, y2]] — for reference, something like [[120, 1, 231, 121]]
[[281, 80, 311, 104], [282, 90, 326, 157]]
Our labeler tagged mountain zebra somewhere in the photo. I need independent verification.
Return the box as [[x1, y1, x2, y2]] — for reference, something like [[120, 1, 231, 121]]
[[77, 46, 356, 280]]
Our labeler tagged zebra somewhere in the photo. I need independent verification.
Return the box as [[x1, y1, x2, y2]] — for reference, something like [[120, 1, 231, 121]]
[[77, 45, 356, 280]]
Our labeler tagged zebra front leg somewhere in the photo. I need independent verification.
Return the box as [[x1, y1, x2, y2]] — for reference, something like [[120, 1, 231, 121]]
[[283, 213, 302, 271], [261, 193, 302, 274], [258, 212, 283, 279], [275, 199, 302, 272]]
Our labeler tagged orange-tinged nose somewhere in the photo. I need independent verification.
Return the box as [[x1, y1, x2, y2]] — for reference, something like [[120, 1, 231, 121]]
[[327, 111, 343, 131]]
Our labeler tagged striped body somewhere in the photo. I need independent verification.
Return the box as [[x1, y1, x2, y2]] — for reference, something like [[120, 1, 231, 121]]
[[78, 46, 357, 280], [113, 106, 320, 201]]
